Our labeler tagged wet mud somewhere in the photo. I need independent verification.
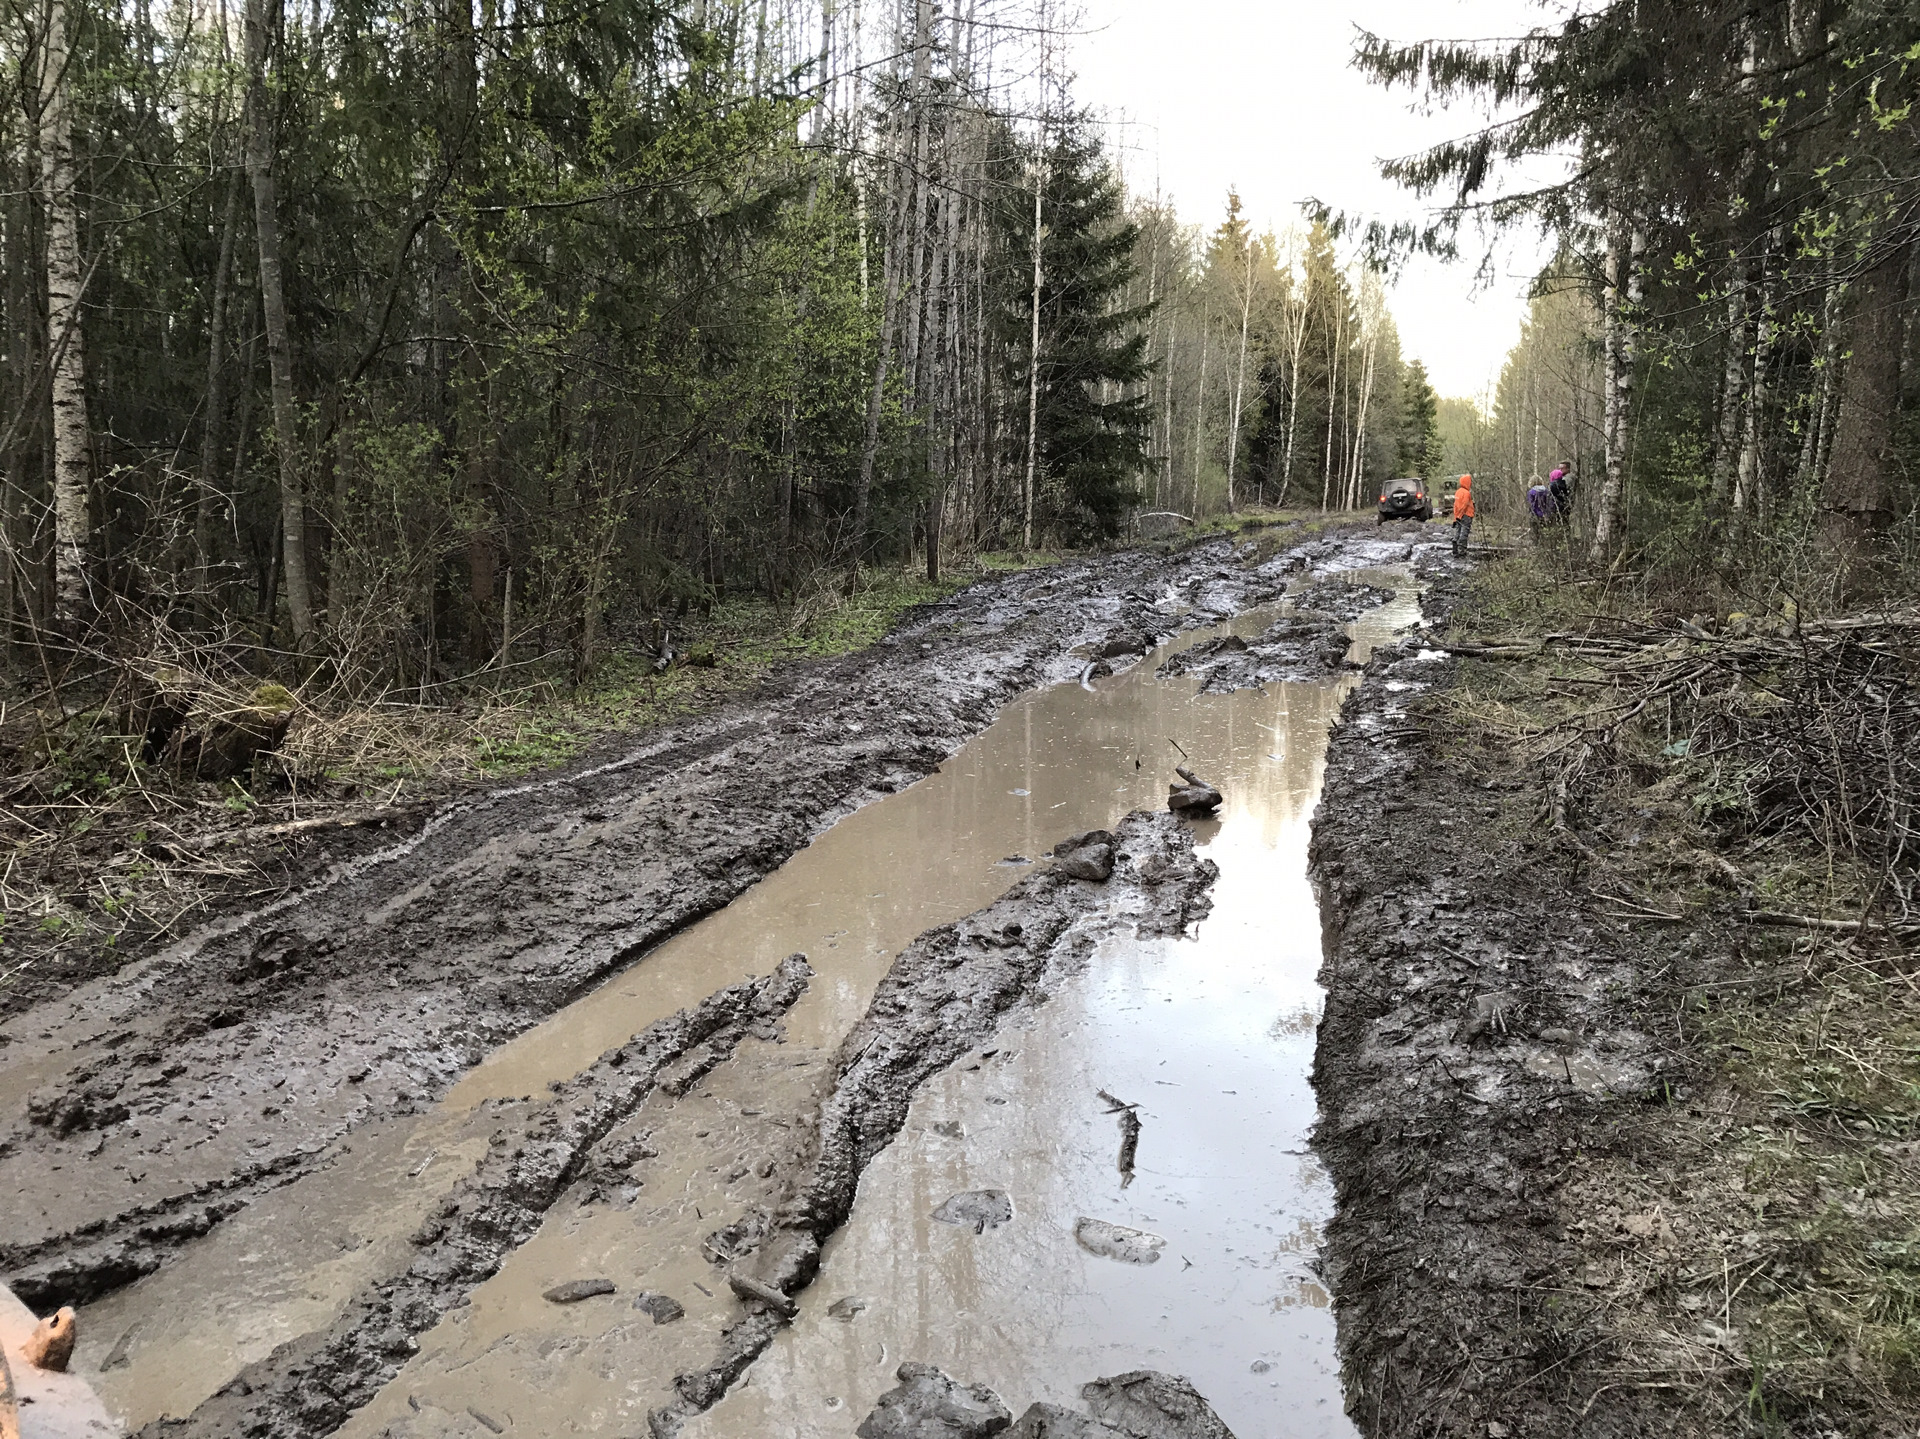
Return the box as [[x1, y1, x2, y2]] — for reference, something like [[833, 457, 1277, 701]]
[[1307, 551, 1712, 1436], [142, 812, 1214, 1439], [1, 526, 1357, 1316], [3, 521, 1426, 1438], [1156, 574, 1394, 695], [137, 958, 814, 1438], [643, 809, 1217, 1437], [680, 585, 1412, 1439]]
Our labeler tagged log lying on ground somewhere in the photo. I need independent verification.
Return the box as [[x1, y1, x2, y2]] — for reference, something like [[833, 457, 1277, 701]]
[[130, 676, 298, 780]]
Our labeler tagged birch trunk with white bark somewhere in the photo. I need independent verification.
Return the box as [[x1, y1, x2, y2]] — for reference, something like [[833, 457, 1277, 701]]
[[1591, 219, 1643, 564], [42, 0, 91, 632]]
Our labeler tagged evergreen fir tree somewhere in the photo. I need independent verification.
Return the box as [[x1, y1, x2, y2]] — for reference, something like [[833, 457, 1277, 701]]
[[1002, 120, 1153, 540], [1397, 359, 1443, 479]]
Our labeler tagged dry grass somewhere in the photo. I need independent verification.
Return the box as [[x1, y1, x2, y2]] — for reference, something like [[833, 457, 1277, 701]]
[[1428, 544, 1920, 1432], [0, 552, 1056, 1005]]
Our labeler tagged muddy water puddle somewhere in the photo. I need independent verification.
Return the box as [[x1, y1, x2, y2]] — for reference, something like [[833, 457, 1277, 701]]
[[684, 732, 1352, 1438], [78, 564, 1416, 1435]]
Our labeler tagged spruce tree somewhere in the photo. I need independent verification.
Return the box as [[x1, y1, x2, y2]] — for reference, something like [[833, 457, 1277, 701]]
[[1002, 119, 1152, 540], [1396, 359, 1443, 480]]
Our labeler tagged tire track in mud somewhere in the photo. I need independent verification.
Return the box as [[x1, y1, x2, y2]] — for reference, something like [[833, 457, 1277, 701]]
[[1308, 553, 1689, 1438], [144, 812, 1215, 1439], [0, 525, 1392, 1316]]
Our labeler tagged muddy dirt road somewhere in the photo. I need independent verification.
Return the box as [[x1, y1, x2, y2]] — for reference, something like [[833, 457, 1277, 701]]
[[1309, 558, 1681, 1438], [4, 523, 1423, 1437]]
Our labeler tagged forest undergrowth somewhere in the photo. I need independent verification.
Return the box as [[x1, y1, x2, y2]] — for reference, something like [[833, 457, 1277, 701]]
[[0, 510, 1317, 1015], [0, 547, 1061, 1006], [1426, 534, 1920, 1431]]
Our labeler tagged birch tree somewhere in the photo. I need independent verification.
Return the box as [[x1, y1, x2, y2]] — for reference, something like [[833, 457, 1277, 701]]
[[39, 0, 90, 631], [245, 0, 312, 642]]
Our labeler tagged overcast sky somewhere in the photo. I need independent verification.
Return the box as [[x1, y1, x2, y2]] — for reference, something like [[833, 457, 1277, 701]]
[[1065, 0, 1562, 402]]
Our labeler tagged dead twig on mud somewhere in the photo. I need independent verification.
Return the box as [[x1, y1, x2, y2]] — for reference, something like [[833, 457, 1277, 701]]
[[1446, 617, 1920, 926], [155, 803, 432, 855]]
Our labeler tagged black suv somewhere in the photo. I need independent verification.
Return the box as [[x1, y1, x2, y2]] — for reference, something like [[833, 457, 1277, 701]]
[[1377, 476, 1432, 523]]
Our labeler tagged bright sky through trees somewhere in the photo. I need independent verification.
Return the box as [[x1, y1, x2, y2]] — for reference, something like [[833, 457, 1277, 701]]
[[1069, 0, 1560, 402]]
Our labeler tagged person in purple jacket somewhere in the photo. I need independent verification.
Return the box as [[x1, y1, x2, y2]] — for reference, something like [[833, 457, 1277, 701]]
[[1527, 480, 1553, 541]]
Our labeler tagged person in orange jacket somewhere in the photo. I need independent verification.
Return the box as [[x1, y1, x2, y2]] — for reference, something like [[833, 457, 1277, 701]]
[[1450, 473, 1476, 557]]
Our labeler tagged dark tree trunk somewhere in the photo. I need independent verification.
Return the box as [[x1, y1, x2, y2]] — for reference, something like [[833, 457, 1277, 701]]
[[1821, 243, 1911, 591]]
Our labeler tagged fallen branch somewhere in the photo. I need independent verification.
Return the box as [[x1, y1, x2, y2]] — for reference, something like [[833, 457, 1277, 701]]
[[1749, 909, 1872, 934], [157, 803, 430, 854]]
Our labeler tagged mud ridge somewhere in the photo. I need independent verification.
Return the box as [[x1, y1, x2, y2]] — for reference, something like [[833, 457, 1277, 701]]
[[3, 526, 1411, 1311], [133, 956, 812, 1439], [1155, 581, 1392, 694], [856, 1361, 1238, 1438], [1307, 554, 1712, 1437], [650, 809, 1218, 1435]]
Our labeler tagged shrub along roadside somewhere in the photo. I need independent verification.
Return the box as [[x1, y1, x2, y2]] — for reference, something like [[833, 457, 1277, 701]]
[[0, 552, 1057, 1009], [1422, 541, 1920, 1429]]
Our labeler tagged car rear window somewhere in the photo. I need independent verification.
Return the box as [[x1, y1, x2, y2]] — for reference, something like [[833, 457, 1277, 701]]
[[1385, 478, 1423, 494]]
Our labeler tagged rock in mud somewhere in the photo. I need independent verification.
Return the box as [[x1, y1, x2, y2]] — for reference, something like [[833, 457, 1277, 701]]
[[1053, 830, 1116, 882], [856, 1363, 1013, 1439], [22, 1306, 76, 1371], [1096, 632, 1151, 660], [633, 1292, 684, 1324], [1082, 1371, 1235, 1438], [1166, 767, 1222, 818], [542, 1278, 616, 1304], [931, 1189, 1014, 1235], [1073, 1219, 1165, 1266]]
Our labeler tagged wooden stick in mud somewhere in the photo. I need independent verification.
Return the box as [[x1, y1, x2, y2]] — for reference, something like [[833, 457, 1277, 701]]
[[1100, 1090, 1142, 1187], [0, 1342, 17, 1439], [1117, 1109, 1141, 1188]]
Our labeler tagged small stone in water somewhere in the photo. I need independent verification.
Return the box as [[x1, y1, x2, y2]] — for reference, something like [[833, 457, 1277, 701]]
[[931, 1189, 1014, 1234], [1074, 1217, 1166, 1265], [827, 1296, 869, 1321], [542, 1278, 616, 1304], [633, 1291, 684, 1324]]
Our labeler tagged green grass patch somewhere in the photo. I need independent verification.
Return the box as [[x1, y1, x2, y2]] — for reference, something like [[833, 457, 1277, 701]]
[[456, 555, 1057, 781]]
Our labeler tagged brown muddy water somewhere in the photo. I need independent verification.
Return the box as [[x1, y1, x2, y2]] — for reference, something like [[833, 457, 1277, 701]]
[[76, 567, 1416, 1437]]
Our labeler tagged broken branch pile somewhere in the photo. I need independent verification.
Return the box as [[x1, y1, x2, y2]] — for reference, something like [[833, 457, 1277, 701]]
[[1446, 615, 1920, 919]]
